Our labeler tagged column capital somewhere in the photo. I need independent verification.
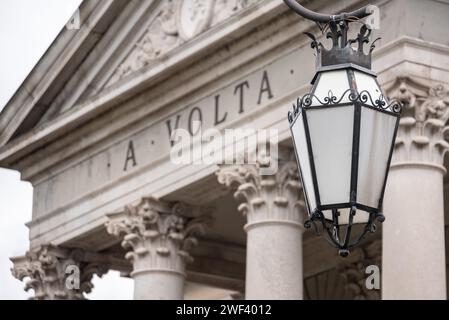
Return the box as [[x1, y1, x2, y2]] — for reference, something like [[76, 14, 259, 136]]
[[216, 153, 306, 230], [10, 245, 109, 300], [105, 197, 212, 276], [388, 78, 449, 169]]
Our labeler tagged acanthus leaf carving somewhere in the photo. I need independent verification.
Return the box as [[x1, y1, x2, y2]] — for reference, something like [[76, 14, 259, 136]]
[[388, 77, 449, 123], [421, 85, 449, 122], [216, 149, 306, 226], [10, 245, 109, 300], [79, 262, 109, 295], [105, 197, 213, 272], [387, 77, 449, 166]]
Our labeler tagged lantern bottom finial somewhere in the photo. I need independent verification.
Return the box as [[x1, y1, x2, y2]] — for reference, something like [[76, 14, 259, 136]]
[[304, 207, 385, 258], [338, 249, 350, 257]]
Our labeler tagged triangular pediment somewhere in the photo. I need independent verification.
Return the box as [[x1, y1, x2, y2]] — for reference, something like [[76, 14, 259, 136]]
[[0, 0, 261, 149]]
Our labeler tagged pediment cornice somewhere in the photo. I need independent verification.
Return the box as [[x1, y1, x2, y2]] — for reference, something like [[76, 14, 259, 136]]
[[0, 0, 286, 169], [0, 0, 262, 152]]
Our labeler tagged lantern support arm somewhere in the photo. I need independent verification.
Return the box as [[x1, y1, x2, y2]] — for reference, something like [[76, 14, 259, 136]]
[[283, 0, 373, 23]]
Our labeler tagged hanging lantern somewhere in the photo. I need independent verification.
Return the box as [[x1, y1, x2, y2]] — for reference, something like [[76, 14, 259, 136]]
[[285, 0, 402, 256]]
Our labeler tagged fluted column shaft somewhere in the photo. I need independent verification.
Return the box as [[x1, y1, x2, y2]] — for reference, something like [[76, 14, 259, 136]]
[[218, 155, 306, 299], [383, 82, 448, 299], [106, 197, 209, 300]]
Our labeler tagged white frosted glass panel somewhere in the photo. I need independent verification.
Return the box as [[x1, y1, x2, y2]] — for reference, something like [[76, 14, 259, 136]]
[[353, 71, 385, 107], [312, 70, 350, 106], [291, 112, 316, 212], [306, 106, 354, 205], [323, 208, 369, 224], [357, 107, 397, 208]]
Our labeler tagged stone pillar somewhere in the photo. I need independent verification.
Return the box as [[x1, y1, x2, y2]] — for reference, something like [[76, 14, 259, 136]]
[[10, 245, 108, 300], [217, 153, 306, 299], [383, 80, 449, 299], [106, 197, 210, 300]]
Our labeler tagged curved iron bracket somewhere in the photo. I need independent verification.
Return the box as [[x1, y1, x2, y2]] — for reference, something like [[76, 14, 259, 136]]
[[283, 0, 373, 23]]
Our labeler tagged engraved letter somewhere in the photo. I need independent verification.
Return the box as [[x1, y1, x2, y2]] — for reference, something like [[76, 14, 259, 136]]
[[123, 140, 137, 171]]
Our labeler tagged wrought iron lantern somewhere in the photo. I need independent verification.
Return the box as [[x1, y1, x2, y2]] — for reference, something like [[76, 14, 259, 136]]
[[285, 0, 402, 256]]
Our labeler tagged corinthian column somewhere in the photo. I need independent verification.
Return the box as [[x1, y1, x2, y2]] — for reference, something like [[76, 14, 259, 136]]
[[10, 245, 108, 300], [106, 197, 210, 300], [383, 79, 449, 299], [217, 152, 306, 299]]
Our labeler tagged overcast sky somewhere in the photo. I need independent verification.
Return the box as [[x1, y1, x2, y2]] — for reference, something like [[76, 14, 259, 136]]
[[0, 0, 132, 300]]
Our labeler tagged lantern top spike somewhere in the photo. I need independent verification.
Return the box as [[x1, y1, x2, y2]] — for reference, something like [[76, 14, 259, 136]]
[[283, 0, 379, 72]]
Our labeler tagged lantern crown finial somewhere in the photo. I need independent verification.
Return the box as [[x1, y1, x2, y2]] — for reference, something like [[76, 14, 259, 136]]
[[283, 0, 379, 71], [304, 21, 380, 71]]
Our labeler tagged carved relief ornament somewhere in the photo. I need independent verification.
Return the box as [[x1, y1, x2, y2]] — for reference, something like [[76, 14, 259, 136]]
[[10, 245, 108, 300], [216, 152, 306, 227], [386, 77, 449, 166], [109, 0, 259, 85], [105, 197, 212, 273]]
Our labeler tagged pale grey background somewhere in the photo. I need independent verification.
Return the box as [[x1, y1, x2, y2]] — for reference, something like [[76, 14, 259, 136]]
[[0, 0, 132, 300]]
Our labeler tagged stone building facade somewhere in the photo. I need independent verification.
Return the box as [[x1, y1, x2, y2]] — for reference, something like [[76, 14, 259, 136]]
[[1, 0, 448, 299]]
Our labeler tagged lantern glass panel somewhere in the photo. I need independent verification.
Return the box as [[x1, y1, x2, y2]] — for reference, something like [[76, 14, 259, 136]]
[[312, 70, 350, 106], [306, 106, 354, 205], [357, 106, 397, 209], [353, 71, 386, 106], [291, 111, 316, 211]]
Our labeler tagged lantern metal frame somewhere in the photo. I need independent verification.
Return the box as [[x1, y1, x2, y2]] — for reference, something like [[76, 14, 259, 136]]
[[284, 0, 403, 256], [288, 82, 402, 256]]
